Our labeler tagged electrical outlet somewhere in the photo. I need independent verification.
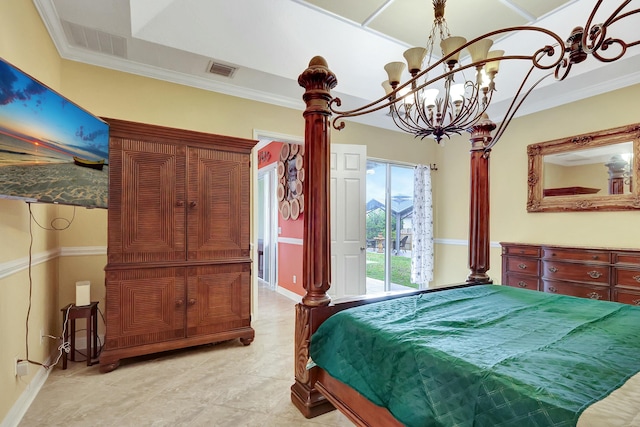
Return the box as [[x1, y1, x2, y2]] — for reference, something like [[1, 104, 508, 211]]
[[15, 358, 28, 377], [293, 275, 296, 284]]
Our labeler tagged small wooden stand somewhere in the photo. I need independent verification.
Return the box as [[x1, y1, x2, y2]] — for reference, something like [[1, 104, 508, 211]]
[[61, 301, 99, 369]]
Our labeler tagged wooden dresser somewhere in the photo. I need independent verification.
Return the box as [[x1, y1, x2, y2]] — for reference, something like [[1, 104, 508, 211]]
[[99, 119, 257, 372], [501, 242, 640, 306]]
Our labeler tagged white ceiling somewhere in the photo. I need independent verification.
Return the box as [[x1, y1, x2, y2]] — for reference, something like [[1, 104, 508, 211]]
[[33, 0, 640, 132]]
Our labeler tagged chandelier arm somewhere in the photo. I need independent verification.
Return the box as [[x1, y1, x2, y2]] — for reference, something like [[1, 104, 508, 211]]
[[487, 71, 555, 150], [600, 1, 633, 27], [605, 7, 640, 27], [392, 107, 430, 137], [592, 39, 627, 62], [582, 2, 638, 56], [446, 81, 487, 130]]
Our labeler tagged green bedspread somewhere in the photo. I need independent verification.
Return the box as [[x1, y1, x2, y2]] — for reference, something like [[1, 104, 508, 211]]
[[309, 285, 640, 427]]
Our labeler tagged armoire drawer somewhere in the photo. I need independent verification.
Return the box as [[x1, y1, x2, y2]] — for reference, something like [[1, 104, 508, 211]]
[[542, 280, 610, 301], [542, 261, 609, 284]]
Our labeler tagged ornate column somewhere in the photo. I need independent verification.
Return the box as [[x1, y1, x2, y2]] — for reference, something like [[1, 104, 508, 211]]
[[291, 56, 337, 418], [467, 114, 496, 284]]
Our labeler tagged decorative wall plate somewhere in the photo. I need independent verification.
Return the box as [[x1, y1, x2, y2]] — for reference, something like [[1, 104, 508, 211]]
[[277, 183, 285, 201], [298, 168, 304, 182], [280, 200, 290, 220], [277, 161, 285, 178], [290, 143, 299, 156], [295, 155, 303, 170], [290, 198, 300, 220], [280, 143, 290, 162]]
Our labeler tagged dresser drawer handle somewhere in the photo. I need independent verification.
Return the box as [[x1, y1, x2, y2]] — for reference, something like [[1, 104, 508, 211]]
[[176, 299, 184, 307], [592, 255, 599, 260], [517, 281, 527, 288], [548, 286, 557, 293], [633, 299, 640, 306], [518, 263, 527, 270], [548, 267, 558, 273], [633, 275, 640, 283], [587, 270, 601, 279], [587, 292, 602, 300]]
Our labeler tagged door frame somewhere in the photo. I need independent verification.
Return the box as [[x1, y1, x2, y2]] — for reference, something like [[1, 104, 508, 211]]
[[252, 130, 303, 318], [257, 162, 278, 289]]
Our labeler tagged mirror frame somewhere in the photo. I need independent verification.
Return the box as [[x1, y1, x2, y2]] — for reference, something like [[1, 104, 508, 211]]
[[527, 123, 640, 212]]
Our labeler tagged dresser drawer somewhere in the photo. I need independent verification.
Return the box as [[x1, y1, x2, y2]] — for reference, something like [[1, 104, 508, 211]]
[[505, 257, 539, 276], [613, 252, 640, 266], [614, 288, 640, 306], [614, 268, 640, 288], [542, 261, 609, 284], [542, 280, 610, 301], [502, 245, 540, 257], [503, 274, 539, 291], [542, 248, 610, 263]]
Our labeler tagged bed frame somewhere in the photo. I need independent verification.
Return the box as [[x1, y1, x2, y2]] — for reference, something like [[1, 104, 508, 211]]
[[290, 56, 495, 424]]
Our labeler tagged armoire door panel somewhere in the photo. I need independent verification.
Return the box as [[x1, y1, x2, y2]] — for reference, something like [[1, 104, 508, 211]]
[[105, 268, 185, 349], [112, 139, 186, 263], [186, 264, 251, 336], [187, 148, 250, 260]]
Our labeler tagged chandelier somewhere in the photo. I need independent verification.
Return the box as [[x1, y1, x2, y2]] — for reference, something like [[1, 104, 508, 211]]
[[329, 0, 640, 147]]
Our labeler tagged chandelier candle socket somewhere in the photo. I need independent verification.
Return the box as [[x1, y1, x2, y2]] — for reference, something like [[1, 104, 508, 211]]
[[329, 0, 640, 147]]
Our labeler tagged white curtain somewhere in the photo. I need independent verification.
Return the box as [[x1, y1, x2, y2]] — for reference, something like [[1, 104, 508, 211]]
[[411, 164, 434, 288]]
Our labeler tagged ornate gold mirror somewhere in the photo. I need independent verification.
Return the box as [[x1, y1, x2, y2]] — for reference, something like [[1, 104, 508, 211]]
[[527, 123, 640, 212]]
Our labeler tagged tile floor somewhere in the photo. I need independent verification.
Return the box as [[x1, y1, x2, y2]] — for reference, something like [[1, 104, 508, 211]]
[[19, 286, 352, 427]]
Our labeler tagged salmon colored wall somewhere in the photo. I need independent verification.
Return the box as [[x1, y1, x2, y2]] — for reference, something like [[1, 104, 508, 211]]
[[257, 143, 281, 169], [257, 141, 305, 296]]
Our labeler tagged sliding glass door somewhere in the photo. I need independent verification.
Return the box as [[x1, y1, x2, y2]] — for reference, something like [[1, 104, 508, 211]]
[[365, 160, 415, 293]]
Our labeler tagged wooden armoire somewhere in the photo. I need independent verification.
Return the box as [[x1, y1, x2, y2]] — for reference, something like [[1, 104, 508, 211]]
[[99, 118, 256, 373]]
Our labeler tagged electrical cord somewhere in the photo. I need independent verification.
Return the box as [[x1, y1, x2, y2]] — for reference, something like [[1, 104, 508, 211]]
[[45, 305, 73, 369], [22, 203, 76, 370]]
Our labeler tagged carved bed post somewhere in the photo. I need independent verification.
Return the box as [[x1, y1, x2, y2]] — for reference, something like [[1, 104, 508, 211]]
[[291, 56, 337, 418], [467, 114, 496, 284]]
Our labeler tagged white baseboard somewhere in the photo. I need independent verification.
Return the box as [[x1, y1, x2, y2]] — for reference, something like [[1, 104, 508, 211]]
[[276, 286, 303, 302], [0, 354, 53, 427]]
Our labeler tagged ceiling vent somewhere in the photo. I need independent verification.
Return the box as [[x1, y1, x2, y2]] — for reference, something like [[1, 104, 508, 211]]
[[61, 20, 127, 58], [207, 61, 237, 78]]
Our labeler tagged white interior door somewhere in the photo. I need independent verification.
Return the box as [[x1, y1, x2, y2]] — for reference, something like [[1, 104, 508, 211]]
[[330, 144, 367, 298]]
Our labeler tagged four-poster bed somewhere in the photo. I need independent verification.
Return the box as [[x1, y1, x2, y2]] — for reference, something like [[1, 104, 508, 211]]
[[290, 57, 640, 426]]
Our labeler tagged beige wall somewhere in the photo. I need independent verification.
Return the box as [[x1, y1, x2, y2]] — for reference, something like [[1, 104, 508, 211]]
[[432, 83, 640, 285], [544, 163, 608, 193], [0, 0, 64, 421]]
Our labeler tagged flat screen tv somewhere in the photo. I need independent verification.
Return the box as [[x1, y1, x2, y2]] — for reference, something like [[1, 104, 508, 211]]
[[0, 57, 109, 209]]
